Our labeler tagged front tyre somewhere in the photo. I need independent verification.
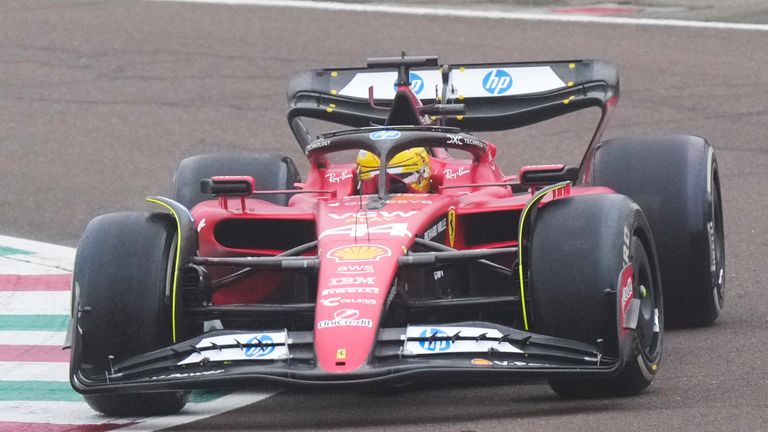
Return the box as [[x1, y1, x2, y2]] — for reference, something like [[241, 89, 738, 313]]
[[527, 194, 663, 398], [71, 212, 189, 416]]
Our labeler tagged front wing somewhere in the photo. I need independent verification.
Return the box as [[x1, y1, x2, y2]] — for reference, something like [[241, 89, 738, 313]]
[[71, 323, 621, 394]]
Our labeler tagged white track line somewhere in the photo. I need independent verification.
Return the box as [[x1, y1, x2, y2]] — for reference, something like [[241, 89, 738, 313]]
[[0, 400, 131, 425], [0, 235, 76, 266], [148, 0, 768, 32], [0, 292, 70, 314], [0, 257, 71, 275], [0, 331, 66, 346], [121, 390, 276, 431], [0, 361, 69, 381]]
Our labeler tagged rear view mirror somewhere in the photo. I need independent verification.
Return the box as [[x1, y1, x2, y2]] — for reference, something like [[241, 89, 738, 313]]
[[519, 165, 578, 187], [201, 176, 255, 196]]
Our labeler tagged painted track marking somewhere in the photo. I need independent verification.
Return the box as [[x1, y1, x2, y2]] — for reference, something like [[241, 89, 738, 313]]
[[0, 235, 279, 431], [147, 0, 768, 32]]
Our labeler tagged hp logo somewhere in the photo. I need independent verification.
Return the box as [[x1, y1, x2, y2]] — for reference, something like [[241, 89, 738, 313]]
[[482, 69, 513, 95], [244, 334, 275, 358], [393, 72, 425, 96], [369, 130, 401, 140], [418, 328, 452, 352]]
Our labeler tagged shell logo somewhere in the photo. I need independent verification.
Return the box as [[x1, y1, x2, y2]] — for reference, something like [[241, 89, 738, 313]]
[[471, 358, 493, 366], [327, 244, 392, 262]]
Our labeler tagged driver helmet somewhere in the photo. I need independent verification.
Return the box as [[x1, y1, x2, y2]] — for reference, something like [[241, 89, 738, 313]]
[[356, 147, 431, 193]]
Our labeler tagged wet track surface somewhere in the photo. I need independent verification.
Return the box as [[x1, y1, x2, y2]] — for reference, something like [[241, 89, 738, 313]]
[[1, 1, 768, 430]]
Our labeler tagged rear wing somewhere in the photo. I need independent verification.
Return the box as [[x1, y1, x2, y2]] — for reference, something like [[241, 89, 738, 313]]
[[287, 58, 619, 150]]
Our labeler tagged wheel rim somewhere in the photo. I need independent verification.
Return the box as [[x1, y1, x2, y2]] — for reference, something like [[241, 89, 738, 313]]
[[710, 170, 726, 310], [632, 236, 662, 361]]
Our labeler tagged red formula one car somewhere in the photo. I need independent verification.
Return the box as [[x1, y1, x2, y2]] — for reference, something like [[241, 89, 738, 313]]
[[68, 55, 725, 416]]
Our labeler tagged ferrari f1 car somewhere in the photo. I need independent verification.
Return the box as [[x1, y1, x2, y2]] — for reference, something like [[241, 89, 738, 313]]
[[68, 55, 726, 416]]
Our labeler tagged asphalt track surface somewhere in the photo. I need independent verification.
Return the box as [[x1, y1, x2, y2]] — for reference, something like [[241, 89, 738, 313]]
[[1, 0, 768, 430]]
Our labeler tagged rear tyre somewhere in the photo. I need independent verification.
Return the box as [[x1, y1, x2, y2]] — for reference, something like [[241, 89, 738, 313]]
[[528, 194, 663, 398], [173, 152, 301, 209], [72, 212, 189, 416], [590, 136, 725, 327]]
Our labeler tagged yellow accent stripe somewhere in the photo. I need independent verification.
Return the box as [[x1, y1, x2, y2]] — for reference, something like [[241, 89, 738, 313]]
[[517, 182, 570, 331], [146, 198, 183, 342]]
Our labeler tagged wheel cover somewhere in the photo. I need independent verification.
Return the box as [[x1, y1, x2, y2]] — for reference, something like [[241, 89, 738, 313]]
[[710, 172, 726, 311], [633, 236, 662, 362]]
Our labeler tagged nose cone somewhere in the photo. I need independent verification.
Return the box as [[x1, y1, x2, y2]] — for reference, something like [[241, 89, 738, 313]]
[[314, 243, 400, 373]]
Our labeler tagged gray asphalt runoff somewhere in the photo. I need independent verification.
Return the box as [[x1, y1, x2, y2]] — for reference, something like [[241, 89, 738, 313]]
[[1, 1, 768, 431]]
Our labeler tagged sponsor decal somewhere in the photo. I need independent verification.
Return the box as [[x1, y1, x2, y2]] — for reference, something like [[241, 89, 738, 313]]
[[196, 218, 206, 233], [328, 211, 417, 223], [423, 218, 447, 242], [150, 369, 225, 380], [244, 334, 275, 358], [336, 264, 375, 274], [325, 171, 352, 184], [433, 270, 445, 280], [447, 134, 463, 145], [321, 297, 378, 307], [471, 358, 493, 366], [621, 274, 634, 313], [618, 263, 635, 332], [404, 326, 523, 355], [318, 308, 373, 329], [418, 328, 452, 352], [369, 130, 402, 140], [482, 69, 513, 95], [320, 223, 413, 239], [449, 66, 564, 99], [471, 359, 549, 367], [443, 167, 471, 180], [321, 287, 380, 296], [383, 196, 433, 205], [328, 198, 432, 207], [393, 72, 425, 95], [336, 348, 347, 360], [327, 244, 392, 262], [334, 309, 359, 319], [445, 135, 481, 146], [177, 332, 289, 365], [622, 225, 631, 266], [329, 276, 375, 285], [447, 207, 456, 247], [317, 319, 372, 329], [338, 70, 442, 99], [306, 138, 331, 152]]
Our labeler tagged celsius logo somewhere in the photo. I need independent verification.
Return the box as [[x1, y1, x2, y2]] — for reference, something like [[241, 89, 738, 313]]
[[418, 328, 452, 352], [482, 69, 513, 95], [369, 130, 401, 140], [244, 334, 275, 358], [393, 72, 425, 95]]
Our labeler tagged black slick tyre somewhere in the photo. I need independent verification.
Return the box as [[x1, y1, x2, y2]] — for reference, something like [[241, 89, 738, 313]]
[[173, 152, 301, 209], [590, 136, 725, 327], [528, 194, 663, 398], [71, 212, 189, 416]]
